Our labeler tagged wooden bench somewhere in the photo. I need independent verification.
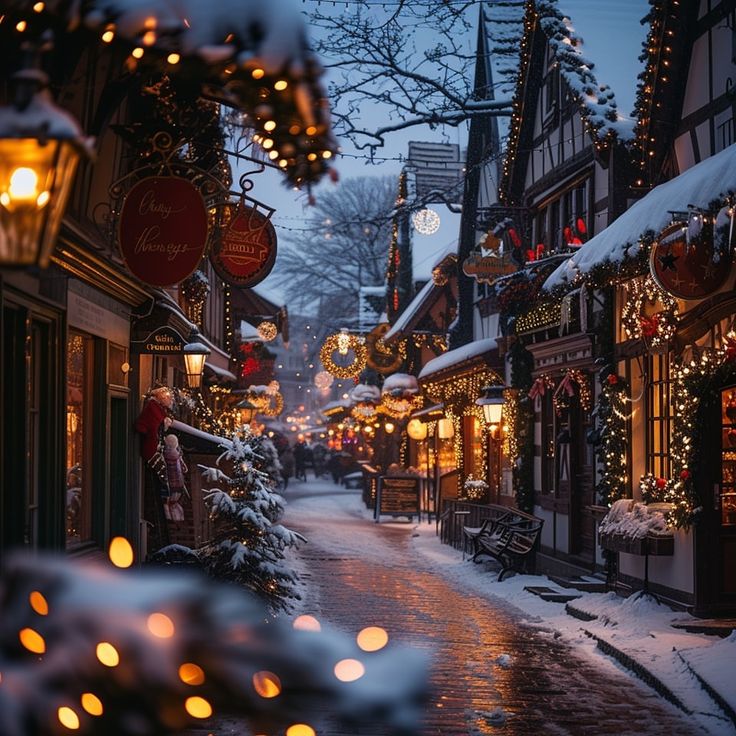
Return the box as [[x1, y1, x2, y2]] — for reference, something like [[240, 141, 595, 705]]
[[463, 512, 544, 581]]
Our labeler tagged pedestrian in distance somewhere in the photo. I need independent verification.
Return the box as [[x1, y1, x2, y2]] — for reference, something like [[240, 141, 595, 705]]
[[293, 440, 308, 482], [279, 446, 295, 489]]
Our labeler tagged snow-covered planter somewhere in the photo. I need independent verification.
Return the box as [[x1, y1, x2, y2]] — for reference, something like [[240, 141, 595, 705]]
[[598, 499, 674, 556], [462, 477, 489, 502]]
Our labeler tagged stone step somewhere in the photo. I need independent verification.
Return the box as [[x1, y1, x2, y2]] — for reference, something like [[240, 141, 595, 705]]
[[670, 618, 736, 637], [548, 574, 608, 593], [524, 585, 582, 603]]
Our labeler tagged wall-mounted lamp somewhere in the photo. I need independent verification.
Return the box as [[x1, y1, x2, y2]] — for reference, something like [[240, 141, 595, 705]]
[[0, 49, 92, 267], [183, 327, 210, 390]]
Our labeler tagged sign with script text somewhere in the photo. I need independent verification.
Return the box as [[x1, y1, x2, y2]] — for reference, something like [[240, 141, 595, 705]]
[[119, 176, 209, 287], [210, 202, 277, 287], [374, 476, 421, 522]]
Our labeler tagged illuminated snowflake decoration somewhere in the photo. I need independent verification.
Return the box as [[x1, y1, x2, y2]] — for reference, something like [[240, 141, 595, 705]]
[[411, 208, 441, 235]]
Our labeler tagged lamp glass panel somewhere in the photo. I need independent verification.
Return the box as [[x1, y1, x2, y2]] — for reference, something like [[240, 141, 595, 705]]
[[0, 138, 80, 267], [482, 402, 503, 426], [184, 352, 207, 388]]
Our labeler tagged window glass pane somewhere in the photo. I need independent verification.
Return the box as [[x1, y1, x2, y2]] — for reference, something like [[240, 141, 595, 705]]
[[66, 332, 92, 547]]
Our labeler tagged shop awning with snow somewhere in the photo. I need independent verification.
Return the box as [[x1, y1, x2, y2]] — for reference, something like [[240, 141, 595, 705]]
[[544, 144, 736, 292]]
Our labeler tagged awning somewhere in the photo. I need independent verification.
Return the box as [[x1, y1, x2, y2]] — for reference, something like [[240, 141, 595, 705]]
[[544, 143, 736, 291], [204, 363, 238, 384], [170, 420, 231, 454], [418, 337, 499, 382]]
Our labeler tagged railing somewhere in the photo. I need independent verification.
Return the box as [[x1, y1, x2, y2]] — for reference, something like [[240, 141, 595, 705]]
[[439, 500, 523, 550]]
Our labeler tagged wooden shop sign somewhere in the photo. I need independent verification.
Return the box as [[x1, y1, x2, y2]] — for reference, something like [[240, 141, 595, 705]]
[[118, 176, 209, 287], [131, 326, 185, 354], [210, 202, 277, 287], [374, 476, 421, 522], [650, 221, 732, 300], [462, 252, 517, 284]]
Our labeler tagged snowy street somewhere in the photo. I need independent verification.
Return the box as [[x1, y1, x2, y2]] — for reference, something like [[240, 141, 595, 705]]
[[276, 478, 711, 736]]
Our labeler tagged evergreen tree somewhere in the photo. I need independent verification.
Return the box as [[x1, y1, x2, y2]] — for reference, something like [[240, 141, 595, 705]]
[[158, 433, 304, 615]]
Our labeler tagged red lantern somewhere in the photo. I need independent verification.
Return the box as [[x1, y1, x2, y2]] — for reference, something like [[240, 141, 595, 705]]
[[563, 226, 572, 244], [576, 217, 587, 235], [507, 227, 521, 248]]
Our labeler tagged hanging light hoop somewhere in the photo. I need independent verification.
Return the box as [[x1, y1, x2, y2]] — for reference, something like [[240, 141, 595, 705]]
[[412, 207, 441, 235], [320, 332, 367, 379]]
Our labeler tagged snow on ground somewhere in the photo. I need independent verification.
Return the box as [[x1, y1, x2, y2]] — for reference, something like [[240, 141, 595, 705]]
[[283, 481, 736, 735]]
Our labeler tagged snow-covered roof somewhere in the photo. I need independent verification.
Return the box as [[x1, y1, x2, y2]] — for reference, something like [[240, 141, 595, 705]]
[[537, 0, 648, 141], [204, 363, 237, 382], [544, 143, 736, 291], [383, 279, 436, 343], [170, 419, 231, 449], [382, 373, 419, 395], [418, 337, 498, 381], [349, 384, 381, 404], [239, 320, 263, 342]]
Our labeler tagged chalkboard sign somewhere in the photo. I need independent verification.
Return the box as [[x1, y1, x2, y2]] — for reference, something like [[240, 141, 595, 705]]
[[374, 476, 421, 522]]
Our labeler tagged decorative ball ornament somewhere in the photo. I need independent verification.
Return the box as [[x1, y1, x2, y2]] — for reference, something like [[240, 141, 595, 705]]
[[407, 418, 428, 441], [314, 371, 334, 391], [411, 208, 441, 235], [257, 321, 278, 342], [320, 332, 367, 379]]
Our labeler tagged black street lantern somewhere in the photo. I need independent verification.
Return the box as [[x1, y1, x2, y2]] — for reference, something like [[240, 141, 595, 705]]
[[235, 399, 258, 427], [183, 327, 210, 390], [0, 60, 92, 268], [476, 384, 505, 427]]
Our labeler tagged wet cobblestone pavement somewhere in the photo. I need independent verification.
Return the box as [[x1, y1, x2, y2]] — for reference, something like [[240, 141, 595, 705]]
[[281, 483, 704, 736], [184, 482, 708, 735]]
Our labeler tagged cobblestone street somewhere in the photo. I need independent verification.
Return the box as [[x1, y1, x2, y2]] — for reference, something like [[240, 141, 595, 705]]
[[280, 481, 704, 736]]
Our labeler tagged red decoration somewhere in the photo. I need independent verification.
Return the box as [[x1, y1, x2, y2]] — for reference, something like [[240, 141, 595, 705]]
[[569, 237, 583, 246], [211, 203, 277, 287], [650, 221, 731, 300], [535, 243, 545, 259], [526, 248, 536, 262], [134, 393, 171, 462], [563, 226, 572, 244], [606, 374, 619, 386], [241, 356, 261, 377], [507, 227, 521, 248], [119, 176, 208, 287], [680, 469, 691, 481], [639, 314, 660, 338], [655, 477, 667, 490], [725, 336, 736, 361], [576, 217, 587, 235]]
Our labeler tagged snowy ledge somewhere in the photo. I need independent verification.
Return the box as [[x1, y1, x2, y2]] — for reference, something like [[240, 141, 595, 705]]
[[418, 336, 498, 381]]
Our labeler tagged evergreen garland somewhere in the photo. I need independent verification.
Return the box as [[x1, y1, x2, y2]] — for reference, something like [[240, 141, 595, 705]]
[[509, 338, 534, 512]]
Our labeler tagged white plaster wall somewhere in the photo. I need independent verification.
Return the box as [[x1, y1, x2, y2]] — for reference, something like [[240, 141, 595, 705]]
[[618, 529, 694, 595], [536, 506, 555, 548]]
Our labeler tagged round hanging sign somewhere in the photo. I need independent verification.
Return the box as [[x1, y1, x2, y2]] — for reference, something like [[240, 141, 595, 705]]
[[210, 202, 277, 287], [118, 176, 209, 287], [650, 221, 732, 300]]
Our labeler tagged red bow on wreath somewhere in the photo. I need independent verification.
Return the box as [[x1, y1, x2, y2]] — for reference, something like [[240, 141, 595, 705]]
[[554, 372, 576, 400], [639, 314, 660, 338], [528, 377, 549, 400]]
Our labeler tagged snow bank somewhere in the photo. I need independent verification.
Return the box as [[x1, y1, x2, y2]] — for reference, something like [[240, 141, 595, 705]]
[[598, 499, 671, 540]]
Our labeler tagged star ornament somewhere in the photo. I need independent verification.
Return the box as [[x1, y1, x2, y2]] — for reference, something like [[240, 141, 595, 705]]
[[658, 251, 679, 271]]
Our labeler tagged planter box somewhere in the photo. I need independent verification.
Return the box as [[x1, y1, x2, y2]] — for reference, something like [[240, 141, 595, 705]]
[[599, 532, 674, 556]]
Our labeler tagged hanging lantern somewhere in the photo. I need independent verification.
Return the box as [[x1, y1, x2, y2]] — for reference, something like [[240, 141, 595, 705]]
[[384, 421, 395, 434], [235, 398, 257, 426], [406, 418, 428, 441], [0, 63, 92, 267], [437, 418, 454, 439], [476, 384, 505, 427], [183, 327, 210, 390]]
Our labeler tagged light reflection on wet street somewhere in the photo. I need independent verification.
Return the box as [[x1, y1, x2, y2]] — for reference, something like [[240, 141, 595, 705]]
[[284, 483, 702, 736]]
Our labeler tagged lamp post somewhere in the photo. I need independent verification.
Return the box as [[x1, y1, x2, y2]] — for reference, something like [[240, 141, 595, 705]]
[[183, 327, 210, 390], [0, 48, 92, 268], [234, 399, 257, 428]]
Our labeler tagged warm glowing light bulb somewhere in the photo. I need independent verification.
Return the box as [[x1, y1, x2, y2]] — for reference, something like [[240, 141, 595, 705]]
[[8, 167, 39, 201], [305, 126, 317, 136], [167, 53, 180, 64], [16, 20, 27, 32], [58, 706, 80, 730], [81, 693, 103, 716], [96, 642, 119, 667], [252, 671, 282, 698], [286, 725, 316, 736], [185, 696, 213, 719], [251, 68, 265, 79], [147, 612, 175, 638], [264, 120, 276, 131], [19, 627, 45, 654], [356, 626, 388, 652], [334, 658, 365, 682], [101, 25, 115, 42], [29, 591, 49, 616], [33, 2, 45, 11], [108, 537, 134, 567], [179, 663, 205, 685], [274, 79, 288, 91], [131, 47, 144, 59]]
